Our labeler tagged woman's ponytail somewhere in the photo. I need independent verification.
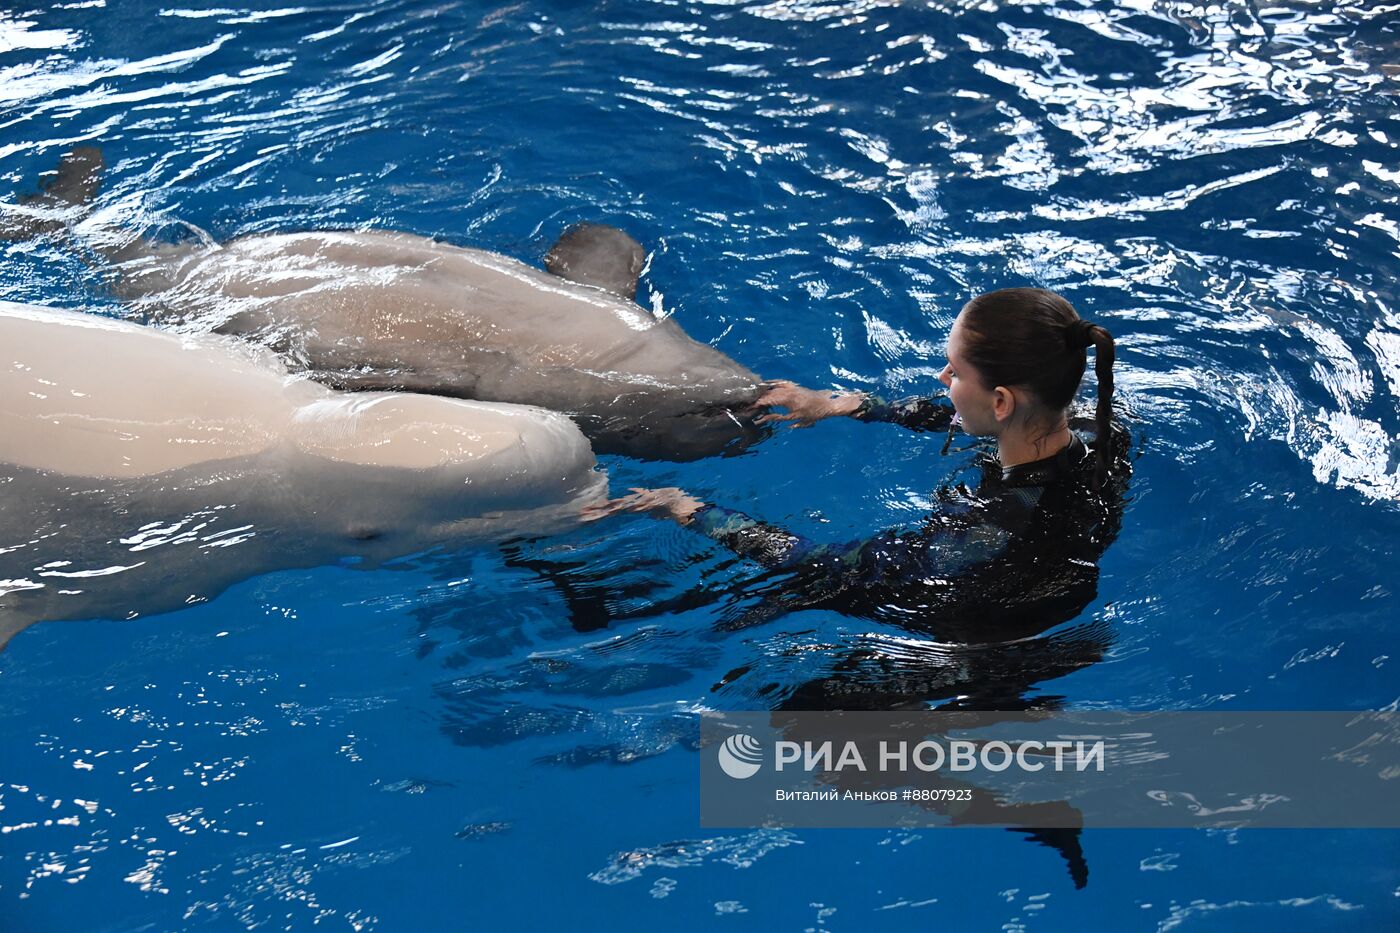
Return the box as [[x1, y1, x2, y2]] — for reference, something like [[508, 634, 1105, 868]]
[[1085, 324, 1115, 491]]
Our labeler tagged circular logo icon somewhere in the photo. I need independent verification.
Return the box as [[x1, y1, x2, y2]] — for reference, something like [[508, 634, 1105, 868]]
[[718, 733, 763, 779]]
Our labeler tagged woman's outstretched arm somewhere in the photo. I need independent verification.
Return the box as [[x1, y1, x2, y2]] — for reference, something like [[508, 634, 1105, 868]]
[[580, 487, 826, 568], [580, 488, 999, 578], [756, 380, 956, 434]]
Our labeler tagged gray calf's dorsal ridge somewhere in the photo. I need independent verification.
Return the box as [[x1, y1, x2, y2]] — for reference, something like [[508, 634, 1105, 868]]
[[544, 222, 646, 301]]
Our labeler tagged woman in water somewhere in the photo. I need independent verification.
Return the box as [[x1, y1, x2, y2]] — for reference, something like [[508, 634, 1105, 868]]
[[582, 287, 1126, 888], [582, 287, 1130, 642]]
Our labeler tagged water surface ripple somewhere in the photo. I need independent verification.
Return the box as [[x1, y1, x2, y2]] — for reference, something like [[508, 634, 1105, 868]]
[[1, 1, 1397, 929]]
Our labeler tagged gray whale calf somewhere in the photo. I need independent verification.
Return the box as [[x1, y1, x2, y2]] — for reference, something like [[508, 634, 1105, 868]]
[[0, 301, 605, 650], [17, 148, 767, 461], [136, 227, 766, 460]]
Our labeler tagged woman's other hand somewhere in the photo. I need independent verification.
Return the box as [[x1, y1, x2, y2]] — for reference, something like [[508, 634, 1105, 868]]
[[755, 380, 864, 428], [580, 487, 706, 525]]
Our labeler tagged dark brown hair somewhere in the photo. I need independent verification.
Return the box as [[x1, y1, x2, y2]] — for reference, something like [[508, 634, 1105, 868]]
[[959, 288, 1116, 489]]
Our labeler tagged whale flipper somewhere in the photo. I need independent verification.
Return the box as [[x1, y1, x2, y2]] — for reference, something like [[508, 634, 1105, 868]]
[[25, 146, 105, 208], [544, 223, 646, 300], [1, 146, 105, 241], [0, 606, 41, 654]]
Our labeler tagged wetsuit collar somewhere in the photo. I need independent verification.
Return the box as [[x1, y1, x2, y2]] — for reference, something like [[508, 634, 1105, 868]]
[[1000, 432, 1089, 488]]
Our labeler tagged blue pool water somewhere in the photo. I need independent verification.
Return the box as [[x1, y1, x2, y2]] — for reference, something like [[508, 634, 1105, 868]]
[[2, 0, 1399, 928]]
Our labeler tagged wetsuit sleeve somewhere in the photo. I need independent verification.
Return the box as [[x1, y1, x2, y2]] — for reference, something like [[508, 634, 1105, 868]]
[[852, 393, 956, 433], [688, 505, 819, 568], [687, 496, 1024, 579]]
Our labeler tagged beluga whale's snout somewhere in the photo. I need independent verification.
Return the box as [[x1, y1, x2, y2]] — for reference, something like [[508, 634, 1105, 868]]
[[582, 395, 771, 463]]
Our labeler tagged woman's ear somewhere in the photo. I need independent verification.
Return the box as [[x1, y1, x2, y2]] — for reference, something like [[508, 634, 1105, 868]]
[[992, 385, 1017, 423]]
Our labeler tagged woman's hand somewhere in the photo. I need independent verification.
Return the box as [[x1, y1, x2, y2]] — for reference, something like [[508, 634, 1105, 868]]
[[580, 487, 706, 525], [755, 380, 864, 428]]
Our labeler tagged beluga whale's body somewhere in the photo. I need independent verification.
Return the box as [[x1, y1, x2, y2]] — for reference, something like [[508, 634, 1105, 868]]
[[0, 301, 605, 650], [17, 148, 767, 461]]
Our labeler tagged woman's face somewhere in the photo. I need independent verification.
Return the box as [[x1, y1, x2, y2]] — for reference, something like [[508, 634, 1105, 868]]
[[938, 315, 1003, 436]]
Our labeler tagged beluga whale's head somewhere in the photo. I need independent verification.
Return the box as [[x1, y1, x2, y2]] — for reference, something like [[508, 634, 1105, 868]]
[[541, 222, 773, 461], [285, 393, 608, 549]]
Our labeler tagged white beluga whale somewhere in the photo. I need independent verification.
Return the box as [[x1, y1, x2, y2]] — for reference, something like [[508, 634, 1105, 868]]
[[0, 301, 606, 651], [12, 149, 768, 461]]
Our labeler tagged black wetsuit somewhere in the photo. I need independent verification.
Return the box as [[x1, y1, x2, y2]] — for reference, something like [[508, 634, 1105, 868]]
[[688, 393, 1131, 641]]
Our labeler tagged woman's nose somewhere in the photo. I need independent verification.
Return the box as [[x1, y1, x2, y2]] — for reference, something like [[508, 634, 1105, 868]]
[[938, 366, 951, 386]]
